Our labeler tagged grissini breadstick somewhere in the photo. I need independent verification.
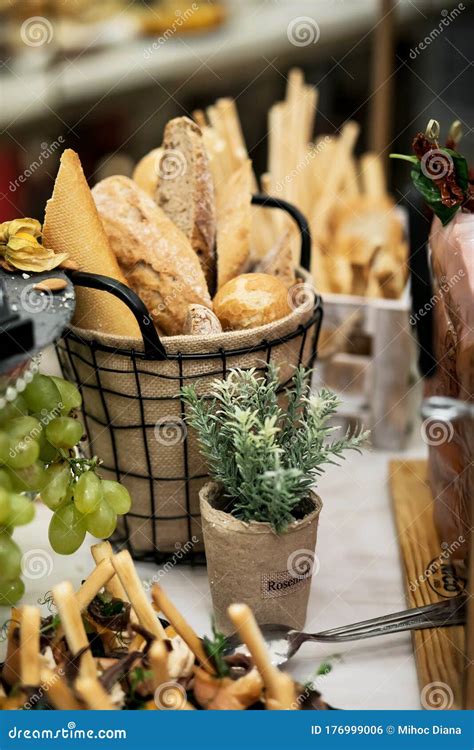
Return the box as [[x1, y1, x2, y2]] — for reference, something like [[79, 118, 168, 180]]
[[53, 581, 97, 679], [112, 551, 166, 639], [40, 669, 82, 711], [149, 639, 170, 689], [91, 541, 128, 601], [75, 677, 116, 710], [227, 603, 297, 710], [151, 584, 215, 674], [360, 152, 386, 198], [20, 606, 40, 687], [76, 558, 115, 611]]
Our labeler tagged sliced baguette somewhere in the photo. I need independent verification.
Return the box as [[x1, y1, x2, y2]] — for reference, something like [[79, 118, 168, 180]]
[[157, 117, 216, 293], [92, 176, 212, 336], [216, 160, 252, 290], [43, 149, 139, 338]]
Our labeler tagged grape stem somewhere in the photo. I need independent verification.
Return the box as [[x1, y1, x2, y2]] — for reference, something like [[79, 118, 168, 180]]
[[58, 452, 102, 480]]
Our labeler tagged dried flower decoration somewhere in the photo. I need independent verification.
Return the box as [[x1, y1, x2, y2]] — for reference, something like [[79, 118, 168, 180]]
[[0, 218, 68, 272]]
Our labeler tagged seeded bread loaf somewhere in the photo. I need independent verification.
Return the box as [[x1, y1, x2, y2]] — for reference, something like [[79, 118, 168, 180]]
[[157, 117, 216, 293], [92, 175, 212, 336], [216, 160, 252, 290]]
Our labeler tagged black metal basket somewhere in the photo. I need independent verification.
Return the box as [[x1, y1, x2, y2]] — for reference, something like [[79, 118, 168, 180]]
[[56, 196, 323, 565]]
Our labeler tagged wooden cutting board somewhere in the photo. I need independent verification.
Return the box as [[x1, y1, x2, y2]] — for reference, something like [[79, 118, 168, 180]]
[[389, 459, 468, 709]]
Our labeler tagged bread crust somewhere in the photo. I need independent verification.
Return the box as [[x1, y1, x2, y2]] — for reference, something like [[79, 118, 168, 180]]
[[255, 229, 296, 289], [157, 117, 216, 294], [92, 175, 212, 336], [132, 148, 162, 196], [216, 160, 252, 290]]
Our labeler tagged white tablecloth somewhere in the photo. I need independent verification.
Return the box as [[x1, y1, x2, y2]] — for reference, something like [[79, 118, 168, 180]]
[[0, 351, 427, 709]]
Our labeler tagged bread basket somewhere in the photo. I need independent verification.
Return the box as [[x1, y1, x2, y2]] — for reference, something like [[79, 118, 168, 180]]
[[56, 196, 323, 563]]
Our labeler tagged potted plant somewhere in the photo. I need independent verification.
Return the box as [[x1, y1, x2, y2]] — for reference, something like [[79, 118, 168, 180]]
[[182, 366, 368, 634]]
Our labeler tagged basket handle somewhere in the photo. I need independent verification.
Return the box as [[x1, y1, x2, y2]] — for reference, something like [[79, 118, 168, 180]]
[[68, 271, 168, 360], [67, 195, 312, 360], [251, 194, 311, 271]]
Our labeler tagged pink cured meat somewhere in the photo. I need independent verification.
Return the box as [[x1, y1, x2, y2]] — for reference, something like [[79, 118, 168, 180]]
[[425, 213, 474, 561]]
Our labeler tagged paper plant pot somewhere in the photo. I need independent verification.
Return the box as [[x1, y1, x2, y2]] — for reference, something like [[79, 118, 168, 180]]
[[200, 482, 322, 635]]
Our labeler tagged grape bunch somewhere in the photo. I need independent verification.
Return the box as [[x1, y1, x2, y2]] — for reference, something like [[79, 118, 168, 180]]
[[0, 373, 131, 606]]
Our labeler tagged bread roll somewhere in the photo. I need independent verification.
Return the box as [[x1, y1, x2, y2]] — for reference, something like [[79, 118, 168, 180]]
[[213, 273, 291, 331], [216, 160, 252, 290], [184, 304, 222, 336], [157, 117, 216, 293], [255, 230, 296, 289], [43, 149, 139, 338], [132, 148, 162, 196], [92, 176, 212, 336]]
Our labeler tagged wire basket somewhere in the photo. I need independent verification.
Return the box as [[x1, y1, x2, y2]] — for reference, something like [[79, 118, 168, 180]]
[[56, 196, 323, 564]]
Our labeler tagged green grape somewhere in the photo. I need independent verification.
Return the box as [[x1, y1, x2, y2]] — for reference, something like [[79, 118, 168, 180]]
[[0, 487, 11, 524], [102, 480, 132, 516], [6, 436, 39, 470], [51, 376, 82, 415], [8, 493, 35, 526], [23, 374, 62, 416], [85, 500, 117, 539], [0, 395, 28, 426], [8, 462, 45, 493], [7, 416, 41, 439], [48, 502, 86, 555], [73, 471, 103, 514], [0, 431, 10, 464], [45, 417, 83, 450], [41, 462, 71, 511], [0, 578, 25, 606], [0, 533, 22, 580], [0, 469, 13, 491], [38, 430, 60, 463]]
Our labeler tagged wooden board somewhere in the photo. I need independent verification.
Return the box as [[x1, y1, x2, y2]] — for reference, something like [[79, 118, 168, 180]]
[[389, 459, 467, 709]]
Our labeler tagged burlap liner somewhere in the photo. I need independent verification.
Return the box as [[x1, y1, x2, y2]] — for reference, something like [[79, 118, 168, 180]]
[[56, 269, 320, 557], [200, 482, 322, 634]]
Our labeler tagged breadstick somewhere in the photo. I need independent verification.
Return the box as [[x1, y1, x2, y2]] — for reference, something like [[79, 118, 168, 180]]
[[53, 581, 97, 679], [91, 541, 128, 601], [360, 152, 386, 198], [40, 669, 82, 710], [227, 604, 297, 710], [149, 639, 170, 689], [192, 109, 207, 128], [3, 608, 21, 686], [76, 558, 115, 611], [20, 606, 40, 687], [151, 584, 214, 674], [75, 676, 116, 710], [112, 551, 166, 639]]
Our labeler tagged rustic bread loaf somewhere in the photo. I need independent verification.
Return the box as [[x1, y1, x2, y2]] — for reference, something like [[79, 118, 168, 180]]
[[156, 117, 216, 293], [92, 175, 212, 336], [216, 160, 252, 290], [183, 304, 222, 335], [43, 149, 139, 338], [255, 229, 296, 289], [213, 273, 291, 331]]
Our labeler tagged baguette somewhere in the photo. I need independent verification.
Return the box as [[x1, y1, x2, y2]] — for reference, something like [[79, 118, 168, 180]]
[[43, 149, 139, 337], [216, 160, 252, 289], [157, 117, 216, 293], [92, 176, 212, 336], [255, 230, 296, 289], [132, 148, 162, 196]]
